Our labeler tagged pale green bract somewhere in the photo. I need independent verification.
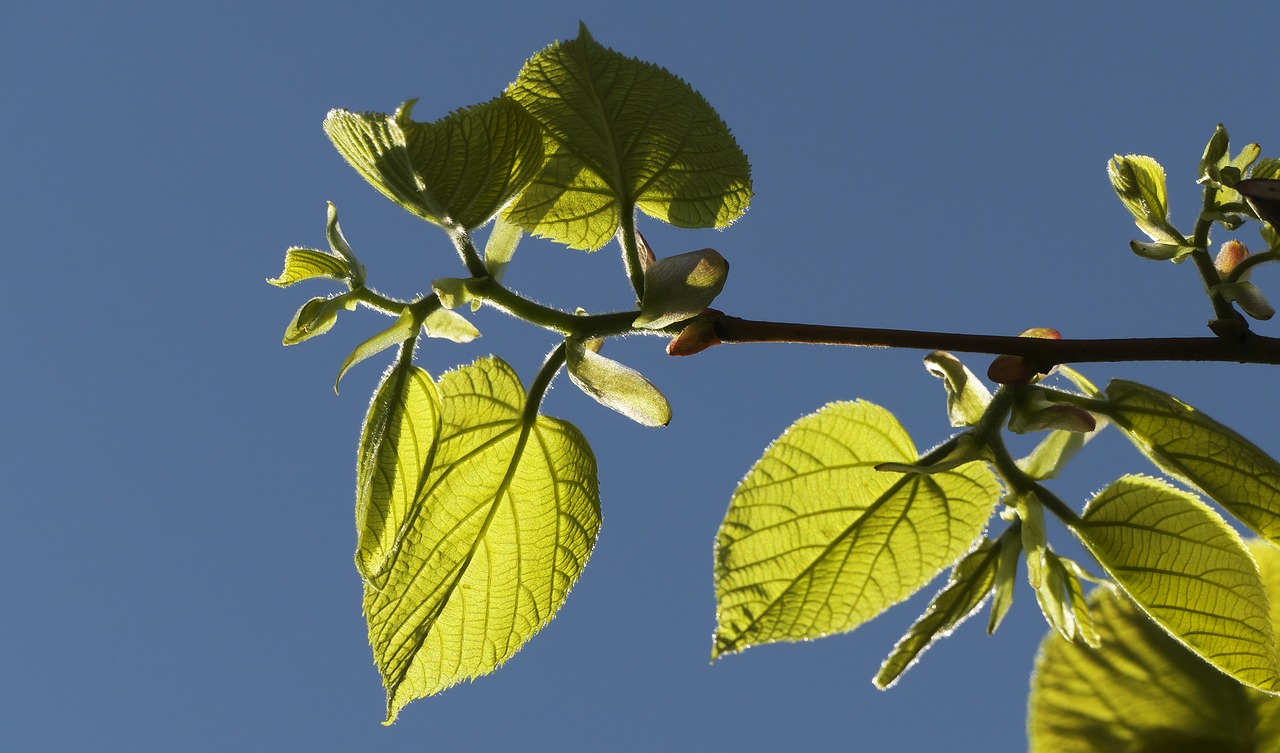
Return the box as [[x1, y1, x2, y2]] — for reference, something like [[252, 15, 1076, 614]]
[[564, 339, 671, 427], [713, 400, 1002, 659], [504, 23, 752, 250], [1029, 541, 1280, 753], [1074, 474, 1279, 693], [362, 356, 601, 723], [1105, 378, 1280, 545]]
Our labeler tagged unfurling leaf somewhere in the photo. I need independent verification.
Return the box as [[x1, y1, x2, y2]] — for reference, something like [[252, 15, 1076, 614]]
[[282, 293, 356, 345], [1074, 474, 1279, 692], [1032, 550, 1099, 648], [1215, 280, 1275, 320], [1029, 540, 1280, 753], [988, 529, 1021, 634], [1108, 154, 1184, 244], [504, 23, 752, 250], [431, 277, 488, 309], [1104, 379, 1280, 545], [923, 351, 992, 427], [875, 538, 1002, 688], [713, 400, 1001, 659], [633, 249, 729, 329], [364, 357, 600, 723], [565, 339, 671, 427], [1128, 239, 1198, 262]]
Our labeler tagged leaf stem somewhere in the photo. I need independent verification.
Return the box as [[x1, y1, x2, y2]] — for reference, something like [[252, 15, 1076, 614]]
[[985, 422, 1083, 528], [524, 341, 568, 422], [1189, 184, 1241, 324], [618, 208, 645, 302]]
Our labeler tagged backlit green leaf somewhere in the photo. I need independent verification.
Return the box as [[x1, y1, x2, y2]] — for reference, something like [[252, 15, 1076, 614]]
[[1104, 379, 1280, 545], [1029, 540, 1280, 752], [1108, 154, 1184, 244], [354, 343, 440, 581], [422, 307, 480, 343], [988, 528, 1020, 634], [395, 97, 545, 230], [713, 400, 1001, 659], [565, 339, 671, 427], [505, 23, 752, 250], [267, 247, 350, 287], [874, 537, 1002, 688], [364, 356, 600, 723], [1074, 474, 1278, 692], [324, 97, 543, 230], [282, 293, 356, 346]]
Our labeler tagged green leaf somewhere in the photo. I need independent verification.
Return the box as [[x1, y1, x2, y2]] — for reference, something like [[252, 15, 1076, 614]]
[[483, 215, 523, 284], [504, 23, 752, 250], [423, 306, 480, 343], [1028, 542, 1280, 752], [874, 538, 1002, 688], [267, 247, 351, 287], [564, 339, 671, 427], [282, 293, 356, 346], [324, 97, 543, 230], [633, 248, 729, 329], [988, 528, 1020, 634], [1033, 550, 1100, 648], [335, 308, 418, 393], [354, 343, 440, 581], [712, 400, 1001, 659], [395, 97, 545, 230], [431, 277, 489, 309], [1104, 379, 1280, 545], [363, 356, 601, 722], [923, 351, 992, 427], [1017, 424, 1101, 481], [1074, 474, 1278, 692], [1108, 155, 1183, 244]]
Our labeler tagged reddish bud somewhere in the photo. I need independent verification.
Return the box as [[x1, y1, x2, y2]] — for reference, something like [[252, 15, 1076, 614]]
[[1215, 240, 1250, 276], [667, 318, 721, 356]]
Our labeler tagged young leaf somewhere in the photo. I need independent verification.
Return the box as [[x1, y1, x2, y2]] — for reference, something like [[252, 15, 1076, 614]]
[[504, 23, 752, 250], [335, 308, 418, 393], [1074, 474, 1279, 692], [395, 97, 545, 230], [923, 351, 992, 427], [324, 201, 365, 286], [988, 529, 1021, 634], [1032, 551, 1100, 648], [1028, 544, 1280, 753], [564, 339, 671, 427], [267, 247, 351, 288], [363, 356, 601, 723], [874, 538, 1002, 688], [354, 343, 440, 581], [282, 293, 355, 346], [1104, 379, 1280, 545], [324, 98, 543, 231], [1016, 495, 1048, 589], [1107, 155, 1183, 244], [713, 400, 1001, 659], [1017, 426, 1100, 481], [633, 248, 729, 329]]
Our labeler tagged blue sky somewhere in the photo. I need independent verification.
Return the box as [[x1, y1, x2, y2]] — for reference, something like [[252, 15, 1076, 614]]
[[7, 1, 1280, 750]]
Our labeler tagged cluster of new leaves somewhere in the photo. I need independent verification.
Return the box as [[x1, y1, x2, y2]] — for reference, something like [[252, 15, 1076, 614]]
[[275, 22, 1280, 746], [273, 24, 750, 723]]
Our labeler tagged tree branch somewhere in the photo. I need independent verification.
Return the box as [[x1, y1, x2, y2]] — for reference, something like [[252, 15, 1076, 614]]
[[708, 313, 1280, 371]]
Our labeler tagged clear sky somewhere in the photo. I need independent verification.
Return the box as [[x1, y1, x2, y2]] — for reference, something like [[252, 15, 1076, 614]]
[[6, 1, 1280, 751]]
